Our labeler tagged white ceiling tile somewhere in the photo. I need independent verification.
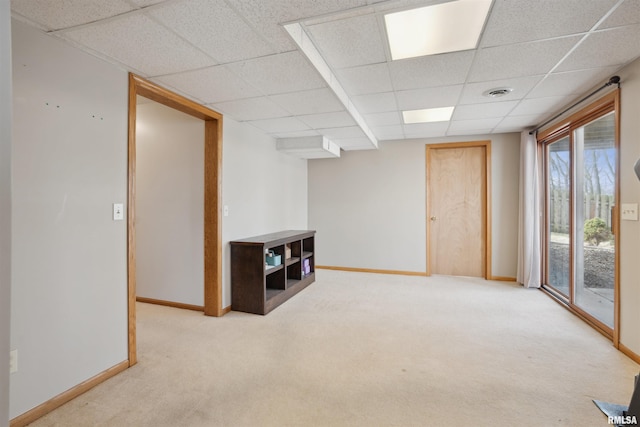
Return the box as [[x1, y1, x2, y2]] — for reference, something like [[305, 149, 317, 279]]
[[210, 97, 289, 121], [13, 0, 640, 142], [599, 0, 640, 29], [299, 111, 355, 128], [481, 0, 617, 48], [227, 0, 368, 28], [556, 26, 640, 72], [60, 13, 215, 76], [351, 92, 398, 114], [128, 0, 166, 6], [225, 0, 368, 53], [335, 63, 393, 95], [270, 88, 344, 115], [528, 67, 620, 98], [497, 114, 544, 130], [149, 0, 276, 64], [371, 125, 404, 140], [302, 5, 375, 26], [306, 14, 387, 69], [396, 85, 463, 110], [364, 111, 402, 127], [388, 51, 475, 90], [459, 76, 544, 105], [227, 51, 326, 95], [219, 0, 298, 52], [510, 96, 572, 117], [449, 118, 501, 132], [247, 117, 310, 133], [403, 122, 450, 138], [453, 101, 519, 121], [271, 129, 321, 139], [372, 0, 442, 14], [11, 0, 134, 30], [155, 65, 262, 104], [469, 36, 582, 82]]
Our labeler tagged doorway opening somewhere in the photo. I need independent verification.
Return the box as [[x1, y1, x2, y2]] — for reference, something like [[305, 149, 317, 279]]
[[135, 96, 205, 311], [127, 74, 223, 366]]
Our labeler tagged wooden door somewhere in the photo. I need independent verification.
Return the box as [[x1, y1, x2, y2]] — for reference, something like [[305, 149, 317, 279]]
[[427, 143, 488, 277]]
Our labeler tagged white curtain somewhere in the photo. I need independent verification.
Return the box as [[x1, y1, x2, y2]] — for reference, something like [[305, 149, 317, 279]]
[[517, 131, 542, 288]]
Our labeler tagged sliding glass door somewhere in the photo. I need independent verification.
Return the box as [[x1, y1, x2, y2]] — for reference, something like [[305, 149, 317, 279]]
[[574, 112, 616, 327], [542, 93, 618, 336], [547, 136, 571, 298]]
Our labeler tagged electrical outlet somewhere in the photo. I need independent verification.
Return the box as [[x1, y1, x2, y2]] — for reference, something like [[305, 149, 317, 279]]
[[621, 203, 639, 221], [9, 349, 17, 374]]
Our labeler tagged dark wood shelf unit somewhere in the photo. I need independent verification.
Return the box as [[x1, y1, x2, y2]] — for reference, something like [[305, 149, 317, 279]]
[[285, 256, 301, 266], [231, 230, 316, 315], [265, 264, 284, 275]]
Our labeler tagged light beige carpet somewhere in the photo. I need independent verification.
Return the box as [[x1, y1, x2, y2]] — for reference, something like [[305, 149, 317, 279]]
[[28, 270, 639, 426]]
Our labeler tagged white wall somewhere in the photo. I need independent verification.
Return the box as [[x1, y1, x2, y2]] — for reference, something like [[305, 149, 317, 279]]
[[136, 100, 205, 306], [616, 57, 640, 356], [222, 118, 308, 307], [0, 2, 12, 426], [10, 20, 129, 418], [308, 134, 520, 278], [9, 20, 310, 419]]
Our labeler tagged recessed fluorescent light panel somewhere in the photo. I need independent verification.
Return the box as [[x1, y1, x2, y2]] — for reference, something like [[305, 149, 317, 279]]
[[403, 107, 454, 124], [385, 0, 492, 60]]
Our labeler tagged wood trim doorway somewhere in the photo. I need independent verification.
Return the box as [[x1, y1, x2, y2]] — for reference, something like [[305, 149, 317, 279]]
[[128, 74, 223, 366], [425, 141, 492, 279]]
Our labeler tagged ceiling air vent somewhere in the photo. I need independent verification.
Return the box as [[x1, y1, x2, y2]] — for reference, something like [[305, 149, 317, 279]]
[[483, 87, 513, 98]]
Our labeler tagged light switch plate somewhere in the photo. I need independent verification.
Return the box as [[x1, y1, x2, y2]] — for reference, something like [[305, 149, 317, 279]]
[[621, 203, 639, 221], [223, 205, 229, 217], [113, 203, 124, 221]]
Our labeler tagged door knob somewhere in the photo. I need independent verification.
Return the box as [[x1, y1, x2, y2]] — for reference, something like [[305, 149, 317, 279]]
[[430, 216, 437, 221]]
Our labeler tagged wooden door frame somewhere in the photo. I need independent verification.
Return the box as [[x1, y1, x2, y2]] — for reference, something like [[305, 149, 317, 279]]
[[425, 141, 492, 279], [127, 73, 224, 366]]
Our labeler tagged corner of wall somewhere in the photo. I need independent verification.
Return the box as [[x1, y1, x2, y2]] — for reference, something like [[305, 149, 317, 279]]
[[0, 3, 12, 426]]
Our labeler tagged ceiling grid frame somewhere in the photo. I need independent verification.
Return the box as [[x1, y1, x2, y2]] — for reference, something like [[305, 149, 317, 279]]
[[9, 0, 640, 156]]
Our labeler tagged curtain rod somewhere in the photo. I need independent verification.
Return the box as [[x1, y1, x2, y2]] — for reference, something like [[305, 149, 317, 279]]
[[528, 75, 620, 135]]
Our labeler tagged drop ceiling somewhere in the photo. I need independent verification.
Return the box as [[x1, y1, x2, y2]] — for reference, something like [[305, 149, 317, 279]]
[[10, 0, 640, 157]]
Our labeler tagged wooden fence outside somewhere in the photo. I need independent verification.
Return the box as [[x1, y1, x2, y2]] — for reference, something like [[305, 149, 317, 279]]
[[549, 190, 614, 234]]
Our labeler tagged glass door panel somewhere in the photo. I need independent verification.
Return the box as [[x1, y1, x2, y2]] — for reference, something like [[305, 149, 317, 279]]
[[547, 136, 571, 297], [574, 112, 615, 328]]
